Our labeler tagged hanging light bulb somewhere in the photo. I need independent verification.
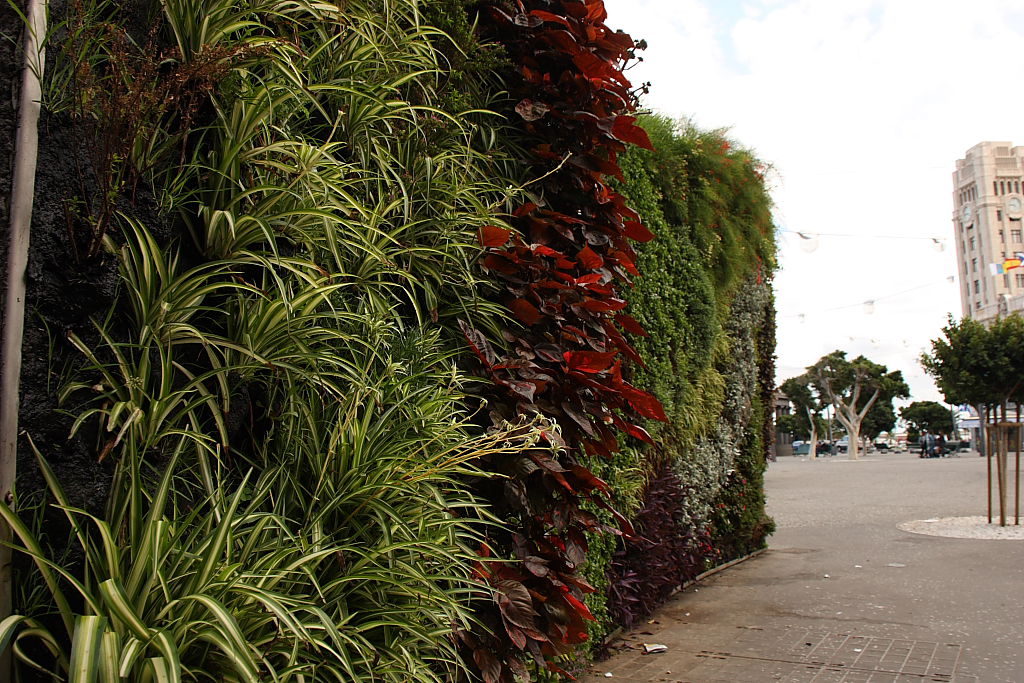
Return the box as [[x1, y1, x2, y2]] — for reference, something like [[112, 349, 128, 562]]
[[931, 238, 945, 252], [946, 275, 955, 283], [863, 299, 875, 314], [797, 231, 819, 253]]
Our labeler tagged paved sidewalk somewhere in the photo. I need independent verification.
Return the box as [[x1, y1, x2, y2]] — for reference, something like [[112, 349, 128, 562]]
[[583, 452, 1024, 682]]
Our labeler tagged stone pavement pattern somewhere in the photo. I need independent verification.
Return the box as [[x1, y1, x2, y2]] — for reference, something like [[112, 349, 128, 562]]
[[583, 452, 1024, 682]]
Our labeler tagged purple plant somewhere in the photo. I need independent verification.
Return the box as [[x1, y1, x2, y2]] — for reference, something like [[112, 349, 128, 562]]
[[606, 463, 710, 630]]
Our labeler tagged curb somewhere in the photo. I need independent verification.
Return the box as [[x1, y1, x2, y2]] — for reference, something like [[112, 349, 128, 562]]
[[691, 547, 768, 586], [600, 547, 768, 646]]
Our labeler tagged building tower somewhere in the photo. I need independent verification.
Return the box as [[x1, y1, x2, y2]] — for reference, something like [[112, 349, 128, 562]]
[[952, 142, 1024, 323]]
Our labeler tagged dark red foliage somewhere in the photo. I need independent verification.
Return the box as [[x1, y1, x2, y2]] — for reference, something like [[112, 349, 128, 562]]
[[606, 464, 709, 631], [461, 1, 665, 679]]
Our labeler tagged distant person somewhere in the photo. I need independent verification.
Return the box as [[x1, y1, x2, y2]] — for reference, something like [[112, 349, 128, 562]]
[[936, 434, 946, 458], [921, 431, 936, 458]]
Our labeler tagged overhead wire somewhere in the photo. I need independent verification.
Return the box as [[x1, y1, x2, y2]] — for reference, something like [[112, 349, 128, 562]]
[[778, 276, 956, 319]]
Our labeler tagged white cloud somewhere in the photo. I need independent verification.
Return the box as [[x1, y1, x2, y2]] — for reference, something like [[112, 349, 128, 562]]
[[604, 0, 1024, 402]]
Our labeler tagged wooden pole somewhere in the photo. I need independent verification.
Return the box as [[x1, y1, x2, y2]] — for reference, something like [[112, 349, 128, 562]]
[[1015, 421, 1020, 526], [1014, 429, 1020, 526], [998, 425, 1006, 526], [986, 418, 992, 524]]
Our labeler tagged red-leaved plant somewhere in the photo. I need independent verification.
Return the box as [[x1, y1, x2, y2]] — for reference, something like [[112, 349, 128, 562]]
[[458, 1, 666, 679]]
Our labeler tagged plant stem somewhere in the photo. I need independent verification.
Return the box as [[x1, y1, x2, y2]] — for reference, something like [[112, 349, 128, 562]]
[[0, 0, 48, 674]]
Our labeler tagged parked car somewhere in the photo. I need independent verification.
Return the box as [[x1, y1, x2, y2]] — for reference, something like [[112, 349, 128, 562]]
[[836, 437, 849, 453]]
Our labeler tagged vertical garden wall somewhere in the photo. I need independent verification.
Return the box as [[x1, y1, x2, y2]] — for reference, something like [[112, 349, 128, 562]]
[[0, 0, 777, 680], [576, 117, 777, 651]]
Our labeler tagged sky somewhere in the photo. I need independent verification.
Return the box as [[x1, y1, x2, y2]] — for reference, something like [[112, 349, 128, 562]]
[[601, 0, 1024, 405]]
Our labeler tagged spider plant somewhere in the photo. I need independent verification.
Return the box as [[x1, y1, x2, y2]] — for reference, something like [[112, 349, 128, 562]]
[[2, 409, 522, 681], [10, 0, 528, 679], [11, 212, 528, 679]]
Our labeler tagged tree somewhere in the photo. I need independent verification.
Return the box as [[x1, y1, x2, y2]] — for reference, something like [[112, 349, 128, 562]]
[[807, 351, 909, 460], [862, 399, 896, 445], [780, 375, 823, 458], [922, 313, 1024, 442], [921, 316, 1005, 409], [899, 401, 954, 442], [775, 413, 801, 439], [922, 313, 1024, 525]]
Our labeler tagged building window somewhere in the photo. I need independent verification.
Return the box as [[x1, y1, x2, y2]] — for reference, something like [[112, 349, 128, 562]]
[[1013, 229, 1022, 242], [976, 301, 982, 310], [1017, 273, 1024, 287], [1004, 274, 1010, 287], [969, 236, 976, 250], [974, 280, 980, 294], [1000, 229, 1005, 241], [998, 210, 1004, 222], [971, 257, 977, 272]]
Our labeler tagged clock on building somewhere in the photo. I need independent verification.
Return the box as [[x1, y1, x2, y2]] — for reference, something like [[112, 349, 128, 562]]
[[1006, 196, 1023, 218], [961, 203, 972, 223]]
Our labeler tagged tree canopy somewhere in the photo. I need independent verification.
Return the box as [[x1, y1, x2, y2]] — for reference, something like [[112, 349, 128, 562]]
[[900, 401, 954, 440], [861, 399, 896, 442], [921, 313, 1024, 410]]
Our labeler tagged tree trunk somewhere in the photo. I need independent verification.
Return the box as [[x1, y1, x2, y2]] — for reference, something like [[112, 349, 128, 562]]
[[806, 406, 818, 459], [835, 410, 860, 460], [976, 403, 986, 457], [848, 431, 860, 460]]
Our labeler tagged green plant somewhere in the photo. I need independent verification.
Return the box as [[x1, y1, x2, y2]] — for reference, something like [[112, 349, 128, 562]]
[[10, 208, 540, 679], [589, 117, 778, 655], [11, 1, 531, 680], [3, 409, 534, 681]]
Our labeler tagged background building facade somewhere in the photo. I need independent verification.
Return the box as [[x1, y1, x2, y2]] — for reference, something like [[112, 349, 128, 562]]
[[952, 142, 1024, 322]]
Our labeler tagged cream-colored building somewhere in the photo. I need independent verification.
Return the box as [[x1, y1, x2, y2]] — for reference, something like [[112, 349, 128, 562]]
[[952, 142, 1024, 323]]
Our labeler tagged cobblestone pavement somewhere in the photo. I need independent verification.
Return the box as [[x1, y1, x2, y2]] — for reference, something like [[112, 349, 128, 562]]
[[583, 452, 1024, 683]]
